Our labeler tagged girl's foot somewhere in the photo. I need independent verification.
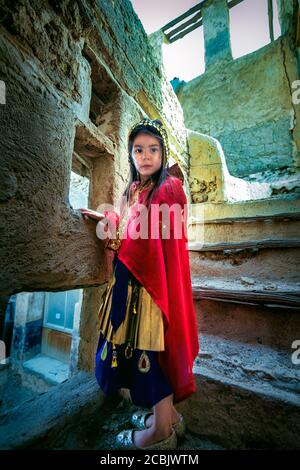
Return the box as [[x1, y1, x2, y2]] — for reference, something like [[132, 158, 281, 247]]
[[145, 409, 181, 428], [133, 426, 173, 449]]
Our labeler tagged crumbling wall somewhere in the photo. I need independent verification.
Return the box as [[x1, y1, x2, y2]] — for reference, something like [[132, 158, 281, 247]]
[[0, 0, 187, 297], [0, 0, 188, 373], [177, 2, 300, 177]]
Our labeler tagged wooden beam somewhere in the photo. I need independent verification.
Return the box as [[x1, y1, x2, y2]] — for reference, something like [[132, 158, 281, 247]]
[[296, 2, 300, 47], [192, 285, 300, 308], [167, 19, 203, 43], [188, 238, 300, 251], [227, 0, 246, 9], [268, 0, 274, 42], [160, 0, 245, 44], [72, 151, 93, 172], [162, 4, 201, 32], [190, 213, 300, 225], [166, 11, 202, 41]]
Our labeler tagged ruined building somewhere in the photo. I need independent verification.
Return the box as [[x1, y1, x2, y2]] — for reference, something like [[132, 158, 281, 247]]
[[0, 0, 299, 450]]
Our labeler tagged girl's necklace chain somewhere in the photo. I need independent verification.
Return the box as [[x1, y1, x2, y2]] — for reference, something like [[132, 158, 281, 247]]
[[131, 178, 153, 206], [107, 179, 153, 252]]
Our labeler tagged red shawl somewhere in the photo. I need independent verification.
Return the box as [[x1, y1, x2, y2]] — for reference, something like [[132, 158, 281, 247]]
[[103, 176, 199, 403]]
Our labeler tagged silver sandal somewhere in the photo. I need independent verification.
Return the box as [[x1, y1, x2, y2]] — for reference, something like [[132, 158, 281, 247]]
[[131, 409, 186, 439], [115, 428, 177, 450]]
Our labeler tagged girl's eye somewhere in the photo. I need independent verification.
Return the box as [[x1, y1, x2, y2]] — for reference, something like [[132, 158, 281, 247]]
[[134, 148, 158, 153]]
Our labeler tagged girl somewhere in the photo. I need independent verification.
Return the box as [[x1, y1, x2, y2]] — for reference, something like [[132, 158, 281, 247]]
[[79, 118, 199, 450]]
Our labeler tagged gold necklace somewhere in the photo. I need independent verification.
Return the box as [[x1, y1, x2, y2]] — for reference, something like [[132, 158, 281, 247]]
[[106, 178, 153, 252], [131, 178, 153, 205]]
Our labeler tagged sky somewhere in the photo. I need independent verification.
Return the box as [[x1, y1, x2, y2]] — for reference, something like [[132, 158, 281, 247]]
[[130, 0, 281, 82]]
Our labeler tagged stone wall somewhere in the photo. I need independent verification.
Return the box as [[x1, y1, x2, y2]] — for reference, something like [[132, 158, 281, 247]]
[[177, 0, 300, 177], [0, 0, 187, 297], [0, 0, 188, 374]]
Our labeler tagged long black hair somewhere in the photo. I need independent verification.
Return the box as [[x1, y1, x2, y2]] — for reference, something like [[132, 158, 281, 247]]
[[121, 119, 171, 212]]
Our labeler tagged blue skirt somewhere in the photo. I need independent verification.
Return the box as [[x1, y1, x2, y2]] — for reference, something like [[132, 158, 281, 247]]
[[95, 256, 173, 408]]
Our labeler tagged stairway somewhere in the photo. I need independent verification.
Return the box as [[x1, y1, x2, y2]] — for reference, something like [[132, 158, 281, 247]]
[[182, 194, 300, 449]]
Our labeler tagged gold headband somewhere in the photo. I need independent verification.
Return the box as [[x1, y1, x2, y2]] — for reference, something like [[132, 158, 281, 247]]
[[128, 118, 170, 162]]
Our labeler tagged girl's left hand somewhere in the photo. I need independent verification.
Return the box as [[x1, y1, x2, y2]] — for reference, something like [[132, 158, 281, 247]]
[[78, 208, 105, 221]]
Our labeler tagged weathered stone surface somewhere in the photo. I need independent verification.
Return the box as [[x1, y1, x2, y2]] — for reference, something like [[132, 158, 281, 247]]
[[183, 366, 300, 449], [187, 130, 281, 203], [0, 371, 104, 449], [189, 242, 300, 293], [179, 293, 300, 450], [0, 0, 188, 297], [1, 0, 300, 453], [0, 30, 107, 296], [188, 210, 300, 248], [0, 369, 224, 450], [202, 0, 232, 69], [179, 36, 300, 176]]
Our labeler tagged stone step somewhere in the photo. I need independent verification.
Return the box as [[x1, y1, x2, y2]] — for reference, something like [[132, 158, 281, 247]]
[[192, 287, 300, 352], [244, 169, 300, 197], [0, 371, 105, 449], [187, 195, 300, 249], [225, 169, 300, 202], [196, 333, 300, 397], [0, 370, 226, 450], [93, 399, 226, 451], [192, 278, 300, 308], [178, 333, 300, 450], [23, 353, 70, 390], [1, 353, 299, 449], [189, 244, 300, 310], [188, 212, 300, 250]]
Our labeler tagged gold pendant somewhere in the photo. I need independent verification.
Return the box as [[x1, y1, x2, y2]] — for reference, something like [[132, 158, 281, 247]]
[[125, 342, 133, 359], [137, 350, 151, 373], [106, 236, 122, 252], [111, 344, 118, 368]]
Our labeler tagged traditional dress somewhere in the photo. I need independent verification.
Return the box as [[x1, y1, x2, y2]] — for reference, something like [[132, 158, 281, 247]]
[[95, 175, 199, 406]]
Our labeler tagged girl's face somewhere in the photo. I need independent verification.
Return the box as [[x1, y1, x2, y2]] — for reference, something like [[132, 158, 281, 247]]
[[131, 132, 162, 181]]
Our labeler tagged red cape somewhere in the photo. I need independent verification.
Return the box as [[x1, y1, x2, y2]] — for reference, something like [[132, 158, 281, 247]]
[[104, 176, 199, 403]]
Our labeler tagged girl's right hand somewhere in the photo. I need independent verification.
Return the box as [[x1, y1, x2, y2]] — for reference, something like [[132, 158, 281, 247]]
[[78, 208, 105, 221]]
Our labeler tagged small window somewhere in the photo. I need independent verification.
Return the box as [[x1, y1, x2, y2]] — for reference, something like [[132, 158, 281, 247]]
[[69, 170, 89, 209], [163, 25, 205, 81], [229, 0, 281, 60], [44, 290, 80, 333], [130, 0, 205, 81]]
